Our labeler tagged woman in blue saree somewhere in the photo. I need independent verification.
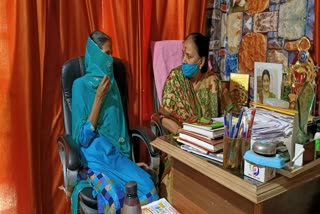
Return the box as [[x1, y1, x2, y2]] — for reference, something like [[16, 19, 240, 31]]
[[71, 31, 158, 213]]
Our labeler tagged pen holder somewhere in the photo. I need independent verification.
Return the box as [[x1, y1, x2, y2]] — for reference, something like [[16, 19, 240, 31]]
[[223, 137, 251, 169]]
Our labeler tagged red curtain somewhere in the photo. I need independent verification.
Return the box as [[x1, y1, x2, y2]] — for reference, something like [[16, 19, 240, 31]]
[[0, 0, 207, 213], [1, 0, 101, 213]]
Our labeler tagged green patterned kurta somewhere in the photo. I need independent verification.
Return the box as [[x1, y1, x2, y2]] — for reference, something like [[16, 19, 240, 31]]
[[160, 66, 220, 125]]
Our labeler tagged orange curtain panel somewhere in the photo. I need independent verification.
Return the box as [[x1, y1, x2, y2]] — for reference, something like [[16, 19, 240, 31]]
[[0, 0, 101, 213]]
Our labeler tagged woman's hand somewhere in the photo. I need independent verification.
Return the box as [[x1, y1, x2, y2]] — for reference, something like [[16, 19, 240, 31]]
[[96, 75, 110, 100], [187, 115, 199, 123], [136, 162, 149, 169], [88, 76, 110, 128]]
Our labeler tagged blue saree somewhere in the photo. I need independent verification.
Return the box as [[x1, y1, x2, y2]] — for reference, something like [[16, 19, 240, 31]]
[[71, 37, 158, 213]]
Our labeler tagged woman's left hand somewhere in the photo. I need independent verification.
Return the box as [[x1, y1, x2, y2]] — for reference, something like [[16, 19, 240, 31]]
[[136, 162, 149, 169]]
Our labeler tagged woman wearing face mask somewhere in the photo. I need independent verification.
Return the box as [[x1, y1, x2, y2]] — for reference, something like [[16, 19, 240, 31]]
[[159, 32, 222, 134], [258, 69, 276, 103], [157, 32, 230, 200]]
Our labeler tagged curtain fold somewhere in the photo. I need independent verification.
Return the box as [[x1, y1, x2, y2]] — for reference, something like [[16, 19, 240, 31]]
[[101, 0, 143, 127], [1, 0, 101, 213], [8, 0, 41, 212]]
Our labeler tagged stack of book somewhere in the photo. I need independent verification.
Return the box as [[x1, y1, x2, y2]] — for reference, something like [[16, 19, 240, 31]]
[[177, 121, 224, 162]]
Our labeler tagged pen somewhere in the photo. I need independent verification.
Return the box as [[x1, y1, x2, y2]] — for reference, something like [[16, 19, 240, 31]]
[[239, 123, 244, 138], [242, 121, 246, 139], [232, 108, 244, 138], [224, 113, 229, 137], [228, 113, 232, 137], [246, 108, 256, 138]]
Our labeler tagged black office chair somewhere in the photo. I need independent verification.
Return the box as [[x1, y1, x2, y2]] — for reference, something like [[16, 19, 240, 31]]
[[57, 56, 160, 213]]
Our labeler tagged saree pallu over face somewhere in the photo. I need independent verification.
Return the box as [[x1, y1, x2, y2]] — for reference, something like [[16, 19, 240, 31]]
[[71, 38, 158, 213], [72, 37, 131, 158], [160, 66, 220, 125]]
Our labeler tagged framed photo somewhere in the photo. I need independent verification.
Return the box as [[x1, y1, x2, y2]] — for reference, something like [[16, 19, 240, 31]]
[[254, 62, 283, 103]]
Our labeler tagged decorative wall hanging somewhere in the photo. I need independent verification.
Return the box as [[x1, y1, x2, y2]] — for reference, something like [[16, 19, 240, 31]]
[[206, 0, 315, 100]]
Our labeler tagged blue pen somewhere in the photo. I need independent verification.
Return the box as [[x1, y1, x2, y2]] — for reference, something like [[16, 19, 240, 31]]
[[224, 114, 229, 137], [232, 108, 244, 138], [228, 113, 232, 137], [230, 124, 235, 139]]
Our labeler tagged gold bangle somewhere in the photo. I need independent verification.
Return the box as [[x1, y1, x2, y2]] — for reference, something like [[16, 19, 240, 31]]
[[175, 128, 181, 135]]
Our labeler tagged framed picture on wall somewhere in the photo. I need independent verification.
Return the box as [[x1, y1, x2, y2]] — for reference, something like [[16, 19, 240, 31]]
[[254, 62, 283, 103]]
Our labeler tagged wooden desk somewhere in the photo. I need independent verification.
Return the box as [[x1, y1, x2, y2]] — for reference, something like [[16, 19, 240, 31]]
[[151, 136, 320, 214]]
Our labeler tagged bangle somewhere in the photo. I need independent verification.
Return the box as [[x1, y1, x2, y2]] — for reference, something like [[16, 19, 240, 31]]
[[175, 128, 181, 135]]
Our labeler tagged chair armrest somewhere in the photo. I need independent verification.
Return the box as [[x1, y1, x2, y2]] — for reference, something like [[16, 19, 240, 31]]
[[129, 127, 160, 157], [57, 134, 81, 170], [150, 112, 170, 136], [57, 134, 81, 197], [129, 126, 161, 179]]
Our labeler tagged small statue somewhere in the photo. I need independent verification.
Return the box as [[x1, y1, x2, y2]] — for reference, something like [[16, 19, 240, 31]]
[[288, 36, 316, 85], [287, 37, 317, 110]]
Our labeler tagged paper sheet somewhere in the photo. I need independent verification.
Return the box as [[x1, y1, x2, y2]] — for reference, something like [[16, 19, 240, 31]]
[[142, 198, 180, 214]]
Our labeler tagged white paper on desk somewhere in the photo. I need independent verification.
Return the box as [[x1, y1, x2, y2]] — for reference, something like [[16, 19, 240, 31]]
[[142, 198, 180, 214], [251, 109, 293, 141]]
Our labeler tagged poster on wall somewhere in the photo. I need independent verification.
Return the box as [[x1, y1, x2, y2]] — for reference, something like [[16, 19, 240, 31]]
[[254, 62, 283, 103]]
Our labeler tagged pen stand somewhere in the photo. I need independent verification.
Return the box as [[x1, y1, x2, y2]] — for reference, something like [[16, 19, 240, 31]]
[[223, 137, 251, 169]]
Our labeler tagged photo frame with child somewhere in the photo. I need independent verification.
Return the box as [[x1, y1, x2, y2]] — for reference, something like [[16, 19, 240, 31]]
[[254, 62, 283, 103]]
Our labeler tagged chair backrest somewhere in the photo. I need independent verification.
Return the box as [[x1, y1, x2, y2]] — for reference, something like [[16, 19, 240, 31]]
[[150, 40, 184, 110], [61, 56, 129, 135]]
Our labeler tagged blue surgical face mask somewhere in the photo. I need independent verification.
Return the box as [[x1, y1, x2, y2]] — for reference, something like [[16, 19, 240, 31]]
[[182, 61, 200, 78]]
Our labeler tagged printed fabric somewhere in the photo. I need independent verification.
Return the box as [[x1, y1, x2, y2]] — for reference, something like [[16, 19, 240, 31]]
[[160, 66, 220, 125]]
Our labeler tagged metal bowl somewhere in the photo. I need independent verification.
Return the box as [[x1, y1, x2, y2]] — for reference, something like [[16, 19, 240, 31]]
[[252, 141, 276, 156]]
